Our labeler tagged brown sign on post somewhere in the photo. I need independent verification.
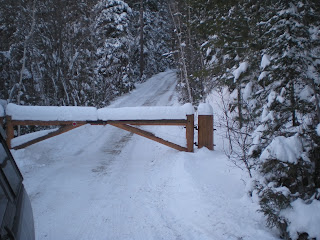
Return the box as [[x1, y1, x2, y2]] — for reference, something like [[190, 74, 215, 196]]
[[198, 103, 214, 150]]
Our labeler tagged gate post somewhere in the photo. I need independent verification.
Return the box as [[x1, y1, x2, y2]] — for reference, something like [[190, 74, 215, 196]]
[[198, 103, 214, 150], [186, 114, 194, 152], [6, 116, 14, 149]]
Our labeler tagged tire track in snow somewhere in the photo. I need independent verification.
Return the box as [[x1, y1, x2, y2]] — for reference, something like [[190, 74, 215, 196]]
[[65, 70, 185, 240], [109, 70, 177, 108], [52, 70, 178, 240]]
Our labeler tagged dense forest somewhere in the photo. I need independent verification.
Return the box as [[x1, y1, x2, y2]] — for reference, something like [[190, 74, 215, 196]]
[[1, 0, 320, 239]]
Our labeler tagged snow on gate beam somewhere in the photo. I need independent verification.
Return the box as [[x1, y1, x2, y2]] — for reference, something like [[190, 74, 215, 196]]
[[86, 119, 188, 126], [10, 120, 88, 126], [106, 119, 188, 126]]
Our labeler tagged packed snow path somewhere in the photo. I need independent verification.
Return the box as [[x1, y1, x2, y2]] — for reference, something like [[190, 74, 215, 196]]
[[13, 70, 279, 240]]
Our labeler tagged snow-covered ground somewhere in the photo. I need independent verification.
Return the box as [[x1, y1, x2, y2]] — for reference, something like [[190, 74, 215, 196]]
[[12, 70, 279, 240]]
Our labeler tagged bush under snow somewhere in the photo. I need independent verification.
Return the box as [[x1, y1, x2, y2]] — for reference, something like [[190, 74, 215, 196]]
[[281, 198, 320, 239]]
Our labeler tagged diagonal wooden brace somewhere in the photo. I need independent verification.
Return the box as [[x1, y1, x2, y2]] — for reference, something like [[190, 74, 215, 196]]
[[12, 124, 84, 150], [109, 123, 189, 152]]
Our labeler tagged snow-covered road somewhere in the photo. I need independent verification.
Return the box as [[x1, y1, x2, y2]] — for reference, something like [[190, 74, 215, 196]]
[[12, 70, 279, 240]]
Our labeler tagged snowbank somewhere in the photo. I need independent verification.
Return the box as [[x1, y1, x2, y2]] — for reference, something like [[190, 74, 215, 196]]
[[98, 103, 194, 120], [6, 103, 98, 121], [281, 198, 320, 239], [198, 103, 213, 115], [260, 135, 303, 164]]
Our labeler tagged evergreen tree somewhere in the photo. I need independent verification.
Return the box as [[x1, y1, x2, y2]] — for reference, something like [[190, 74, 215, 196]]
[[1, 0, 174, 108], [4, 0, 38, 105], [61, 0, 97, 106], [188, 1, 320, 238], [141, 0, 173, 79], [191, 0, 261, 176], [93, 0, 134, 107], [0, 0, 19, 100], [127, 0, 174, 81], [252, 1, 320, 238], [0, 0, 99, 106]]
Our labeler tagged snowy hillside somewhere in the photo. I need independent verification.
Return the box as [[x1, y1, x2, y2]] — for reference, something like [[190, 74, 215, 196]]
[[12, 71, 279, 240]]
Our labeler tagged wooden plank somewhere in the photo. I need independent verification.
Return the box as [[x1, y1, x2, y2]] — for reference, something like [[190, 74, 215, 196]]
[[106, 119, 187, 126], [186, 114, 194, 152], [6, 116, 14, 149], [11, 120, 87, 126], [198, 115, 214, 150], [109, 123, 188, 152], [12, 124, 84, 150]]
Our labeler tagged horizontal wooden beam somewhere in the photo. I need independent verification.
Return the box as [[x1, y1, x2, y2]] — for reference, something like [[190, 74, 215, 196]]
[[6, 116, 193, 152], [109, 123, 188, 152], [12, 124, 84, 150]]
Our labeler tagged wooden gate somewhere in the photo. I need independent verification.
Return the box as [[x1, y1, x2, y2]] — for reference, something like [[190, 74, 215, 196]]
[[4, 104, 213, 152]]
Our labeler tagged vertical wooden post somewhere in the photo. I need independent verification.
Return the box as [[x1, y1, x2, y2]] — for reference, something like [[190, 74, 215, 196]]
[[198, 103, 214, 150], [186, 114, 194, 152], [6, 116, 14, 149], [0, 117, 3, 127]]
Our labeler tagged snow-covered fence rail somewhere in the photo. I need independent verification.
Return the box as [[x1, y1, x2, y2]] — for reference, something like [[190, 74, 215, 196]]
[[5, 104, 98, 149], [4, 103, 200, 152]]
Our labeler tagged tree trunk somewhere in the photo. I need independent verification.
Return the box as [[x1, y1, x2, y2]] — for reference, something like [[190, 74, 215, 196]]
[[310, 78, 320, 124], [18, 0, 37, 96], [139, 0, 144, 80], [16, 0, 37, 136], [290, 81, 297, 126], [168, 1, 193, 103], [238, 82, 243, 129]]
